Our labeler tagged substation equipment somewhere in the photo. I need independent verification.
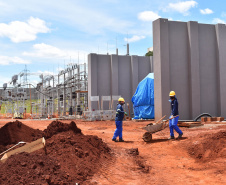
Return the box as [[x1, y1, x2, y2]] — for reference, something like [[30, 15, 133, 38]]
[[1, 62, 88, 119]]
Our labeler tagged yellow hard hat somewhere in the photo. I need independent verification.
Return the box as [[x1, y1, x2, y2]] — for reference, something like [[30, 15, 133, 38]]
[[169, 91, 176, 96], [118, 97, 125, 102]]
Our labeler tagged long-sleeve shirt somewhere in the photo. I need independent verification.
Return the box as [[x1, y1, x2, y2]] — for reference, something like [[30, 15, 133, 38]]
[[171, 97, 179, 116], [115, 104, 124, 121]]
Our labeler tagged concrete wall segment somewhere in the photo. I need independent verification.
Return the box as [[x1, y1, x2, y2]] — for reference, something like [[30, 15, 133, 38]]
[[88, 53, 153, 115], [111, 55, 119, 96], [118, 56, 132, 108], [215, 24, 226, 116], [154, 18, 226, 120], [153, 18, 171, 121], [88, 54, 98, 110], [187, 21, 201, 119], [199, 24, 218, 116], [168, 21, 190, 119], [138, 56, 152, 82], [131, 55, 139, 95]]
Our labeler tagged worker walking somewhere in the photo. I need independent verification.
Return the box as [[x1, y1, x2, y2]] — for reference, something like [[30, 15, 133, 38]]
[[168, 91, 183, 139], [112, 97, 125, 142]]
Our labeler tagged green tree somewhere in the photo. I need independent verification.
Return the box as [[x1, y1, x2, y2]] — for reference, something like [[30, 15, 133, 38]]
[[145, 51, 153, 56]]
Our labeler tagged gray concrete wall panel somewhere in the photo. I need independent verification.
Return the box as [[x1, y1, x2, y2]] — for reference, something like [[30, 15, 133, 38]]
[[199, 24, 218, 116], [88, 53, 153, 115], [118, 56, 132, 108], [111, 55, 119, 96], [131, 55, 139, 95], [168, 21, 190, 119], [154, 18, 226, 120], [187, 21, 201, 119], [138, 56, 152, 82], [216, 24, 226, 116], [88, 54, 98, 110], [153, 18, 171, 120], [96, 54, 111, 96]]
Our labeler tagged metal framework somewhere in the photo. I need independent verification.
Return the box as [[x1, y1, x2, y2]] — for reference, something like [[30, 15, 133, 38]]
[[0, 63, 88, 119]]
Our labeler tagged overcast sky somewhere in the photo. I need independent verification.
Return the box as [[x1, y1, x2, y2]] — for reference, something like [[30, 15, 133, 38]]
[[0, 0, 225, 86]]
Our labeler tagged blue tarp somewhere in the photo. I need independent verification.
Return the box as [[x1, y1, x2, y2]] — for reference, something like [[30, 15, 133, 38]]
[[131, 73, 154, 119]]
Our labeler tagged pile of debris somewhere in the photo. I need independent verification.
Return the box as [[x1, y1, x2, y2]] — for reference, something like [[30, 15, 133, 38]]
[[0, 120, 111, 184]]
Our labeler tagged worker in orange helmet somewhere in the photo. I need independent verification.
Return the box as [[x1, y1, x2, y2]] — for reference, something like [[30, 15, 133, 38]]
[[168, 91, 183, 139], [112, 97, 125, 142]]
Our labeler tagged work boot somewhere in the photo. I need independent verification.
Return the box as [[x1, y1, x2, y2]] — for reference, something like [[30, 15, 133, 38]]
[[168, 136, 175, 140], [112, 138, 117, 142], [119, 139, 124, 142], [177, 133, 183, 139]]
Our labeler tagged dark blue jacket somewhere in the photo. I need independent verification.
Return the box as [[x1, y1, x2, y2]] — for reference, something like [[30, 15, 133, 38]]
[[171, 97, 179, 116], [115, 104, 124, 121]]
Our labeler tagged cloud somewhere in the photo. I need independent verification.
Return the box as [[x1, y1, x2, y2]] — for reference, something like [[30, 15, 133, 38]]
[[200, 8, 213, 14], [0, 55, 30, 65], [124, 35, 145, 43], [163, 1, 198, 16], [23, 43, 66, 58], [23, 43, 88, 62], [37, 70, 54, 76], [138, 11, 160, 22], [213, 18, 226, 24], [0, 17, 50, 43]]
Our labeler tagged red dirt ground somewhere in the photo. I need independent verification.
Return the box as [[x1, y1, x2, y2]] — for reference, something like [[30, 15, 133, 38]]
[[0, 119, 225, 185]]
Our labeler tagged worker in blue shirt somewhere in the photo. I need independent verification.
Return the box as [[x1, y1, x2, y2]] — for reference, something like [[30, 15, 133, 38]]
[[168, 91, 183, 139], [112, 97, 125, 142]]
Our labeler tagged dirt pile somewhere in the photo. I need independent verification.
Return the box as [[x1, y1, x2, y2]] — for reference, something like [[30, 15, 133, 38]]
[[45, 130, 111, 183], [0, 120, 43, 147], [0, 121, 112, 184], [0, 152, 67, 184], [187, 130, 226, 162], [43, 120, 81, 138]]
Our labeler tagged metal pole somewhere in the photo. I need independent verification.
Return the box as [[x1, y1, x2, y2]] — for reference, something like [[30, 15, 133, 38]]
[[63, 73, 66, 116], [57, 74, 60, 116], [29, 84, 32, 115], [77, 65, 80, 115]]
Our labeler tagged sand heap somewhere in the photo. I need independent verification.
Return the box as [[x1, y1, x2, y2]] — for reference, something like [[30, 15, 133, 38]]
[[187, 130, 226, 162], [0, 120, 111, 184]]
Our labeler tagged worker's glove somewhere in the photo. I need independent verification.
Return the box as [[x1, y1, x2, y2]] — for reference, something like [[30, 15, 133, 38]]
[[125, 112, 128, 116]]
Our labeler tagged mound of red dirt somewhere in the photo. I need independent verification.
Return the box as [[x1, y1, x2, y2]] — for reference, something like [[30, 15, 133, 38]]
[[187, 130, 226, 162], [45, 130, 111, 183], [43, 120, 81, 139], [0, 121, 112, 184], [0, 120, 43, 146], [0, 152, 67, 185]]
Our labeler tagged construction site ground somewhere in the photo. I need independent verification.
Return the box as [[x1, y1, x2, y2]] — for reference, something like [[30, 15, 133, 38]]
[[0, 119, 225, 185]]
